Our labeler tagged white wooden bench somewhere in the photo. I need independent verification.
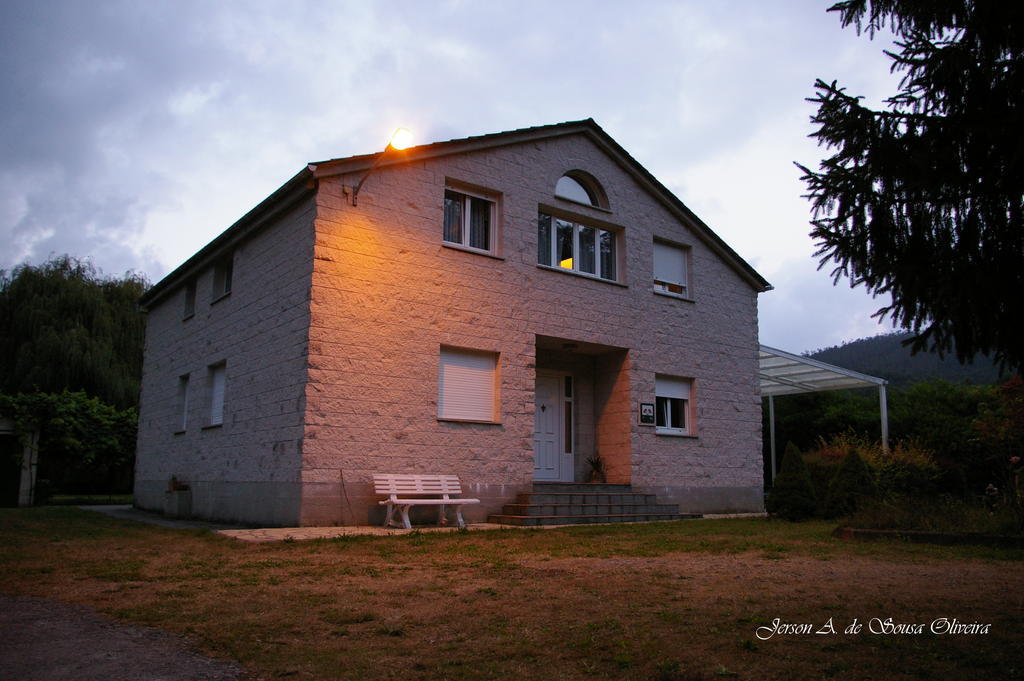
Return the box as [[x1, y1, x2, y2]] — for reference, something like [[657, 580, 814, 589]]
[[373, 473, 480, 529]]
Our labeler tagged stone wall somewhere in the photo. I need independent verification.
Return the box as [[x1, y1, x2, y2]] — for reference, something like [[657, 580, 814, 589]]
[[136, 129, 765, 527], [302, 132, 763, 523], [133, 196, 316, 526]]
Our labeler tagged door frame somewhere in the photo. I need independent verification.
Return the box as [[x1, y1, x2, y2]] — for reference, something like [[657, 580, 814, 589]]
[[533, 370, 574, 482]]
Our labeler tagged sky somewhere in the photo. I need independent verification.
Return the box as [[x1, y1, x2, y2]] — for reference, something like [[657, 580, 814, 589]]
[[0, 0, 905, 354]]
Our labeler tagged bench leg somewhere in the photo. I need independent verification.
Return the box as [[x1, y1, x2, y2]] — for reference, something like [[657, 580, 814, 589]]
[[437, 503, 449, 526], [399, 504, 412, 530], [384, 503, 402, 528], [453, 504, 466, 528]]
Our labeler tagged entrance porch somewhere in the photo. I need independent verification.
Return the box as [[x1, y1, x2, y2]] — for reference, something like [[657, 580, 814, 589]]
[[533, 335, 632, 484]]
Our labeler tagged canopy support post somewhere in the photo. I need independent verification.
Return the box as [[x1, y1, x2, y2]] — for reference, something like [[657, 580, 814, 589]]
[[879, 383, 889, 452], [768, 394, 777, 485]]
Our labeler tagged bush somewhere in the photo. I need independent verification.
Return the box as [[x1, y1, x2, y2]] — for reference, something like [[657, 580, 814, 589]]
[[764, 379, 1001, 497], [894, 380, 995, 495], [862, 440, 942, 499], [0, 391, 137, 497], [823, 450, 878, 519], [806, 432, 941, 502], [765, 443, 817, 521]]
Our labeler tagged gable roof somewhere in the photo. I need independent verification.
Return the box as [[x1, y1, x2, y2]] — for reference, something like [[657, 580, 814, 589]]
[[141, 118, 770, 308], [309, 118, 770, 292]]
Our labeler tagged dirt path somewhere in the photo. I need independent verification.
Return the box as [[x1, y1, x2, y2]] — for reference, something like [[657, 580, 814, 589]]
[[0, 595, 244, 681]]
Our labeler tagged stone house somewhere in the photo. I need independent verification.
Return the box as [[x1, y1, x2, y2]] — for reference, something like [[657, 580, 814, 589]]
[[134, 119, 772, 526]]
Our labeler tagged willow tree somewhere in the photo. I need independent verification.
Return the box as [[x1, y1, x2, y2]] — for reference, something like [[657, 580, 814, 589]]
[[798, 1, 1024, 371], [0, 255, 148, 409]]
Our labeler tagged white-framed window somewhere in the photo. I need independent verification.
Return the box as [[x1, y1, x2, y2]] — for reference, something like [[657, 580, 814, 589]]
[[206, 362, 226, 427], [538, 212, 618, 281], [175, 374, 190, 432], [443, 188, 495, 253], [655, 374, 692, 436], [653, 240, 689, 297], [438, 346, 499, 423], [212, 254, 233, 301]]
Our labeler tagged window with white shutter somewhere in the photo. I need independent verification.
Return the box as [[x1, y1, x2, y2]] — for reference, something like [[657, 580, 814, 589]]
[[653, 240, 689, 297], [438, 347, 498, 422], [207, 362, 226, 427], [212, 254, 233, 302], [655, 374, 693, 435], [176, 374, 190, 432]]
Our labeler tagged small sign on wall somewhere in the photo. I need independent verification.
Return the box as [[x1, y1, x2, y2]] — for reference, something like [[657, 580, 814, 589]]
[[639, 402, 655, 425]]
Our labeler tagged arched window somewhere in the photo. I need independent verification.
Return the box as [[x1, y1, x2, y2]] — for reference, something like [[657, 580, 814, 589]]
[[555, 176, 594, 205], [554, 171, 608, 209]]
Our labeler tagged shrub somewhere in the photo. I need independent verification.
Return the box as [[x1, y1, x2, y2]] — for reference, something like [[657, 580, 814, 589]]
[[861, 440, 942, 499], [823, 450, 878, 519], [0, 391, 137, 497], [804, 432, 860, 516], [892, 380, 994, 495], [807, 432, 941, 502], [765, 443, 817, 521], [765, 379, 1000, 497]]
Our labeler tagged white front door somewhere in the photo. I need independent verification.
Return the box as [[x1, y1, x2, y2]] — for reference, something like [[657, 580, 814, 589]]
[[534, 373, 572, 481]]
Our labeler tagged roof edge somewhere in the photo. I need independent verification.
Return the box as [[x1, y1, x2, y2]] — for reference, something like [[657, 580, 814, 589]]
[[581, 121, 772, 293], [139, 167, 315, 309], [760, 344, 889, 387], [309, 118, 598, 176], [310, 118, 770, 292], [142, 118, 772, 308]]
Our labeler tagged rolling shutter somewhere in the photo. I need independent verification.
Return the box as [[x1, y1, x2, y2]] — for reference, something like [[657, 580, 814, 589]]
[[656, 374, 691, 400], [438, 347, 497, 421], [654, 241, 686, 286], [209, 364, 226, 426]]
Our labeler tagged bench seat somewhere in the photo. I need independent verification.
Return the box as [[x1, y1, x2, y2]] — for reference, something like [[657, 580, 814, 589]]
[[373, 473, 480, 529]]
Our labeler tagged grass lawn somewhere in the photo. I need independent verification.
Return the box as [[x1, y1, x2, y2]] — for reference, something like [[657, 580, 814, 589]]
[[1, 508, 1021, 681]]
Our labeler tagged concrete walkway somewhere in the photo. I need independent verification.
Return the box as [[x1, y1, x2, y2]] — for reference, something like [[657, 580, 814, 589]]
[[78, 505, 547, 542], [217, 516, 764, 542], [80, 505, 763, 544], [78, 505, 251, 531], [215, 522, 537, 542]]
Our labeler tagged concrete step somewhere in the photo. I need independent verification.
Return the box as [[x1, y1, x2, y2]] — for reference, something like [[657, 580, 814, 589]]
[[516, 492, 659, 505], [486, 513, 703, 526], [531, 482, 632, 493], [488, 482, 700, 527]]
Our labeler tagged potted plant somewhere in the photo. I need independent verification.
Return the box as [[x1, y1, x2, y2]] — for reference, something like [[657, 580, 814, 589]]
[[164, 476, 192, 518], [586, 454, 606, 483]]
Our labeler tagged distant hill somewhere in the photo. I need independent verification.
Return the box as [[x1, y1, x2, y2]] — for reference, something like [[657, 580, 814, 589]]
[[807, 332, 1007, 386]]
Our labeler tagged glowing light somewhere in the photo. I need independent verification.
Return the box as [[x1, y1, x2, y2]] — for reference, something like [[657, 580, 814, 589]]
[[388, 128, 414, 150]]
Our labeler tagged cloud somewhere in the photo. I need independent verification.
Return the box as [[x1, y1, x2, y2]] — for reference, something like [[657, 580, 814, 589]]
[[1, 0, 236, 275], [759, 258, 894, 354], [1, 0, 907, 350]]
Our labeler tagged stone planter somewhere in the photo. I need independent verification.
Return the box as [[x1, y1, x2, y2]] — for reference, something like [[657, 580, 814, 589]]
[[163, 489, 193, 519]]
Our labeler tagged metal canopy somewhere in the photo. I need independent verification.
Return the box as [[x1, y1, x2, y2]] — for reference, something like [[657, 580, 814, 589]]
[[759, 344, 890, 485], [759, 345, 887, 397]]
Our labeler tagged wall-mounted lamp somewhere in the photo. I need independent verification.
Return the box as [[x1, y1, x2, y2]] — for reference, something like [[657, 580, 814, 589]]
[[347, 127, 414, 206]]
